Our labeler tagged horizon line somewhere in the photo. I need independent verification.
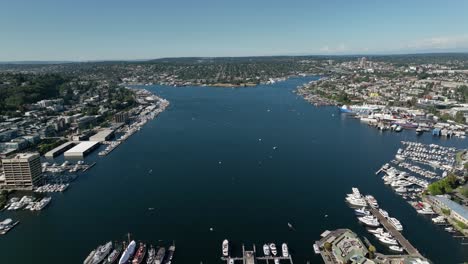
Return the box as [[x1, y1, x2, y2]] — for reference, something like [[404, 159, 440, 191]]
[[1, 51, 468, 64]]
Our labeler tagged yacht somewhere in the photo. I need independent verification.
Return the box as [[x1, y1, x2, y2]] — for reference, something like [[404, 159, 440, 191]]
[[281, 243, 289, 257], [378, 209, 389, 218], [91, 242, 113, 264], [352, 187, 361, 197], [354, 207, 370, 216], [432, 216, 446, 224], [313, 243, 320, 254], [84, 250, 96, 264], [358, 216, 380, 227], [417, 207, 435, 215], [388, 217, 403, 231], [263, 244, 270, 256], [378, 236, 398, 245], [346, 197, 367, 207], [365, 195, 379, 208], [395, 187, 408, 193], [368, 228, 384, 234], [222, 240, 229, 257], [119, 240, 136, 264], [269, 243, 277, 256], [389, 246, 404, 252], [154, 247, 166, 264]]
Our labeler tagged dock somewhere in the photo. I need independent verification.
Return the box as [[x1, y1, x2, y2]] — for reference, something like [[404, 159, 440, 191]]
[[369, 208, 422, 258], [221, 243, 294, 264]]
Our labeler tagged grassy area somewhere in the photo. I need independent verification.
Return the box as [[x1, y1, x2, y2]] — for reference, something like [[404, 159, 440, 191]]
[[0, 190, 10, 210], [441, 208, 451, 215], [455, 151, 465, 164], [37, 138, 67, 155], [454, 219, 467, 230], [428, 174, 459, 195]]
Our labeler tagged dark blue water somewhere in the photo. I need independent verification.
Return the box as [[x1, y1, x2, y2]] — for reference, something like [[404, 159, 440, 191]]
[[0, 77, 466, 264]]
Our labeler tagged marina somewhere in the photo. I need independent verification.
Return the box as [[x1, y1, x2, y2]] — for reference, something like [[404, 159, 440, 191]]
[[0, 77, 466, 263], [345, 188, 423, 258], [83, 235, 175, 264], [220, 243, 294, 264]]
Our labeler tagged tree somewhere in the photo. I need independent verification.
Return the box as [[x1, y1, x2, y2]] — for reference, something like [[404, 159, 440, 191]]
[[454, 111, 466, 124], [368, 245, 376, 259], [324, 242, 332, 251]]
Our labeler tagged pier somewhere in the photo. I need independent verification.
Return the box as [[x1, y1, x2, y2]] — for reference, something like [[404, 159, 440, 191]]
[[369, 208, 422, 258], [221, 244, 294, 264]]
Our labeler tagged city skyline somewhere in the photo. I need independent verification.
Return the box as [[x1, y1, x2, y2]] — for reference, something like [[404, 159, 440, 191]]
[[2, 0, 468, 61]]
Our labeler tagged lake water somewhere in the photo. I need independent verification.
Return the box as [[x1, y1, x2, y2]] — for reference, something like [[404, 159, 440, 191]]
[[0, 77, 466, 263]]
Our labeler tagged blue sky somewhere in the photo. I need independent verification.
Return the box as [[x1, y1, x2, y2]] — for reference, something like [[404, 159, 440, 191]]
[[1, 0, 468, 61]]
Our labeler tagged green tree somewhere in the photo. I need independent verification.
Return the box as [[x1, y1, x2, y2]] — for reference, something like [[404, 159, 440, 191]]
[[324, 242, 332, 251]]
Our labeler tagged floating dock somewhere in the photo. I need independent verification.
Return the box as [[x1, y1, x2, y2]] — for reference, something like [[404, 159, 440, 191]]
[[221, 244, 294, 264], [44, 141, 75, 158], [369, 208, 422, 258]]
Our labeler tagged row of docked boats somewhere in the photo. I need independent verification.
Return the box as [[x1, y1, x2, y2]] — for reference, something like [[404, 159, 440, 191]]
[[0, 218, 20, 235], [84, 240, 174, 264], [346, 188, 406, 252], [367, 228, 403, 252], [262, 242, 289, 258]]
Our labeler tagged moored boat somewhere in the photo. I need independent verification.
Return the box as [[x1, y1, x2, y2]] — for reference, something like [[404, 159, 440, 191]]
[[119, 240, 136, 264], [104, 243, 122, 264], [132, 243, 146, 264], [389, 246, 404, 252], [84, 250, 96, 264], [163, 244, 175, 264], [154, 247, 166, 264], [91, 241, 113, 264], [269, 243, 277, 256], [222, 239, 229, 257], [263, 244, 270, 256], [146, 246, 155, 264], [282, 243, 289, 257]]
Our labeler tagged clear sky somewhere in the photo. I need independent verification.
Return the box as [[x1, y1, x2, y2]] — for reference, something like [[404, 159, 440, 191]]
[[1, 0, 468, 61]]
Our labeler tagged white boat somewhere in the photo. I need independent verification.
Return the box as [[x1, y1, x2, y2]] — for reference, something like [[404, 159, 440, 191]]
[[281, 243, 289, 257], [367, 228, 384, 234], [222, 239, 229, 257], [389, 246, 403, 252], [417, 207, 435, 215], [346, 197, 367, 207], [388, 217, 403, 231], [229, 258, 234, 264], [263, 244, 270, 256], [378, 209, 389, 218], [378, 236, 398, 245], [365, 195, 379, 208], [119, 241, 136, 264], [269, 243, 277, 256], [358, 216, 380, 227], [84, 250, 96, 264], [274, 258, 280, 264], [91, 241, 112, 264], [313, 243, 320, 254], [355, 207, 370, 216], [395, 187, 407, 193]]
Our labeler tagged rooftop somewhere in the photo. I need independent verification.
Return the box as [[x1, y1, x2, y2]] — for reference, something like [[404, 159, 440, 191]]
[[64, 141, 99, 154], [431, 195, 468, 220]]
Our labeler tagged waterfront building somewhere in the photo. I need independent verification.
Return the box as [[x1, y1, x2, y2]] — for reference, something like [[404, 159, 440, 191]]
[[429, 195, 468, 226], [89, 129, 114, 142], [317, 229, 371, 264], [114, 111, 129, 123], [64, 141, 100, 158], [1, 152, 42, 190]]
